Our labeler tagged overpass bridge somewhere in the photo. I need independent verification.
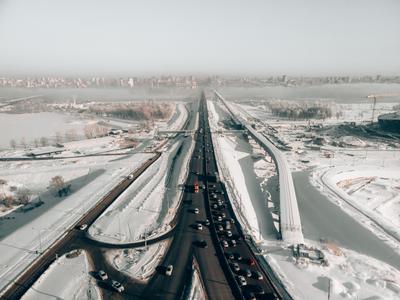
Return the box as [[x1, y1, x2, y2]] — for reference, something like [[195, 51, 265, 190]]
[[214, 90, 304, 244], [155, 129, 195, 137]]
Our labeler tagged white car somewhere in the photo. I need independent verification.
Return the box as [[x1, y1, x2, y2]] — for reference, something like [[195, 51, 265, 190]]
[[111, 280, 124, 293], [196, 224, 203, 230], [221, 240, 229, 248], [79, 224, 88, 230], [194, 208, 199, 214], [128, 174, 134, 179], [165, 265, 174, 276], [237, 275, 247, 286], [97, 270, 108, 281]]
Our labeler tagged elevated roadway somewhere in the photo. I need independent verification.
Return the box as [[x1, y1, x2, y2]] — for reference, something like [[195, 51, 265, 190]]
[[214, 91, 304, 245]]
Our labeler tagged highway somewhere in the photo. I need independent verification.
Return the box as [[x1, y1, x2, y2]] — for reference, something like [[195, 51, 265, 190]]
[[142, 92, 283, 300], [214, 91, 304, 245], [141, 93, 234, 300]]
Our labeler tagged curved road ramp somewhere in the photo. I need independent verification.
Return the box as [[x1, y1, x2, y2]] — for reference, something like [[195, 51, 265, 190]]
[[214, 90, 304, 245]]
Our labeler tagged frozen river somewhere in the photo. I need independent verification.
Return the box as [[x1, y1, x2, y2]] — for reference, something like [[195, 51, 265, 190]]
[[293, 171, 400, 270], [0, 112, 86, 149]]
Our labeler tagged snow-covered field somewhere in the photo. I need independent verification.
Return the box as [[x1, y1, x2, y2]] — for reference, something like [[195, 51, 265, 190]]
[[0, 152, 152, 292], [208, 97, 400, 299], [21, 250, 100, 300], [88, 135, 194, 244], [262, 240, 400, 300], [106, 241, 169, 282]]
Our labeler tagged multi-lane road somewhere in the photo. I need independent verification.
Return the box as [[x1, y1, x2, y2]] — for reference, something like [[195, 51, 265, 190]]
[[142, 92, 282, 300]]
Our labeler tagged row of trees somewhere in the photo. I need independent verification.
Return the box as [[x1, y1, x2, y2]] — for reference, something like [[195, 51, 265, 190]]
[[0, 175, 69, 208], [88, 102, 173, 121], [267, 101, 333, 120], [0, 179, 33, 208]]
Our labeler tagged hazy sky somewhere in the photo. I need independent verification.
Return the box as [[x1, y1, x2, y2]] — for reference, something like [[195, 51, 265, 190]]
[[0, 0, 399, 76]]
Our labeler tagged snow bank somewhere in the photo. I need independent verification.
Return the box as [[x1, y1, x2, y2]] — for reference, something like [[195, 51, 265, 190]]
[[88, 135, 194, 244], [21, 250, 100, 300], [106, 241, 169, 282]]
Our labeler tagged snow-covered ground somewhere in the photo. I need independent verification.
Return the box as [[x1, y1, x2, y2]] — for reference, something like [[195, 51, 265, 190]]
[[21, 250, 100, 300], [262, 240, 400, 300], [88, 135, 194, 244], [0, 100, 191, 294], [208, 97, 400, 299], [106, 241, 169, 282], [0, 151, 153, 292]]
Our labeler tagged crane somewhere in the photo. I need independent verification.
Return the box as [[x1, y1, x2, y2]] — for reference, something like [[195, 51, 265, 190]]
[[366, 93, 400, 123]]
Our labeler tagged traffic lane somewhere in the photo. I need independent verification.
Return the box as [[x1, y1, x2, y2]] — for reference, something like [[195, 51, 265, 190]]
[[143, 176, 208, 299], [204, 139, 277, 297], [209, 192, 277, 297], [143, 205, 193, 299]]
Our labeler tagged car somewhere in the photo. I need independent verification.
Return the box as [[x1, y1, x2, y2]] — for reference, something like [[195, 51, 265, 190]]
[[196, 223, 203, 230], [230, 240, 237, 247], [236, 275, 247, 287], [244, 291, 256, 300], [243, 268, 252, 277], [250, 284, 265, 295], [212, 204, 218, 209], [217, 225, 224, 231], [252, 270, 263, 280], [196, 240, 208, 248], [111, 280, 124, 293], [221, 240, 229, 248], [79, 224, 88, 230], [193, 208, 199, 214], [230, 262, 240, 272], [217, 216, 223, 222], [165, 265, 173, 276], [233, 253, 242, 261], [204, 219, 210, 226], [218, 212, 226, 218], [225, 252, 234, 260], [97, 270, 108, 280], [246, 258, 256, 266], [128, 174, 134, 179], [226, 230, 233, 237]]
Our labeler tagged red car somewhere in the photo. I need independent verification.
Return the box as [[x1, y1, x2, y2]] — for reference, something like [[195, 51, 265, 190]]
[[246, 258, 256, 266]]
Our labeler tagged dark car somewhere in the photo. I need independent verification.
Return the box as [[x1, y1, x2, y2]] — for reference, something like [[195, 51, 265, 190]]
[[230, 262, 240, 272], [233, 253, 242, 261], [225, 252, 234, 260], [246, 258, 256, 266], [195, 240, 208, 248], [252, 270, 263, 280], [242, 268, 252, 278]]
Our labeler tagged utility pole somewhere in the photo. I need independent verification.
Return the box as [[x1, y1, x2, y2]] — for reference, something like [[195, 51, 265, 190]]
[[327, 278, 331, 300]]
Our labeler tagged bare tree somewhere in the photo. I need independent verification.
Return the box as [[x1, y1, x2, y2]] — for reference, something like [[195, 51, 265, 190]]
[[16, 188, 33, 205], [40, 137, 48, 147], [9, 139, 17, 149], [33, 138, 39, 148], [2, 195, 15, 207], [49, 176, 66, 197], [20, 137, 27, 149], [55, 131, 63, 144]]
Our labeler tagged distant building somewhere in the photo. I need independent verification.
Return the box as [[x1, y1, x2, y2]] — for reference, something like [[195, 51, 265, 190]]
[[378, 112, 400, 132]]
